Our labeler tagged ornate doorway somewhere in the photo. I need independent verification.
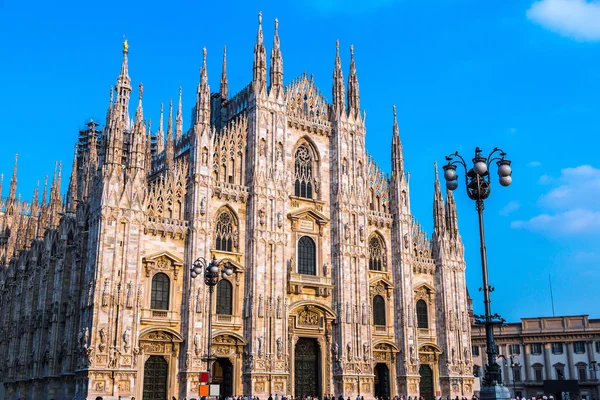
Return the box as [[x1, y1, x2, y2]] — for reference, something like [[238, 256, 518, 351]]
[[213, 358, 234, 397], [143, 355, 168, 400], [294, 338, 321, 397], [419, 364, 434, 400], [375, 363, 390, 399]]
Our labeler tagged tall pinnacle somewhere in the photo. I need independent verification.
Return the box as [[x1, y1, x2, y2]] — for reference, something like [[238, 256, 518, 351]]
[[8, 153, 18, 204], [66, 145, 78, 214], [176, 86, 183, 139], [115, 38, 132, 125], [332, 40, 345, 115], [433, 161, 446, 234], [391, 105, 404, 176], [135, 82, 144, 123], [220, 46, 228, 100], [157, 103, 165, 153], [166, 99, 175, 171], [269, 18, 283, 92], [253, 12, 267, 91], [195, 47, 210, 125], [167, 98, 173, 141], [347, 44, 360, 118], [445, 187, 459, 237]]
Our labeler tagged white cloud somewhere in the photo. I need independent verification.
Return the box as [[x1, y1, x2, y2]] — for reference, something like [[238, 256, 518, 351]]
[[528, 161, 542, 167], [512, 165, 600, 236], [499, 201, 521, 216], [538, 174, 553, 184], [527, 0, 600, 41]]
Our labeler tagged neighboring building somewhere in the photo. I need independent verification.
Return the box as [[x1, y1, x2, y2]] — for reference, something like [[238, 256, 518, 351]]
[[0, 14, 474, 400], [471, 315, 600, 400]]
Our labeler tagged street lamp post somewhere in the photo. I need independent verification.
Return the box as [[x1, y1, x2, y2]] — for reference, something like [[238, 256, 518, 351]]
[[190, 255, 234, 393], [510, 356, 522, 398], [443, 147, 513, 400]]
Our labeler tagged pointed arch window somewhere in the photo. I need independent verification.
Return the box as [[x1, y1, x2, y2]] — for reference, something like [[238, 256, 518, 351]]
[[373, 295, 386, 326], [297, 236, 316, 275], [151, 273, 170, 310], [369, 236, 385, 271], [216, 279, 233, 315], [215, 210, 237, 252], [294, 144, 314, 199], [416, 299, 429, 329]]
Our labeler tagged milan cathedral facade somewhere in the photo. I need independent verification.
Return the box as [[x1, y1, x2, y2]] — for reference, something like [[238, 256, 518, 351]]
[[0, 14, 475, 400]]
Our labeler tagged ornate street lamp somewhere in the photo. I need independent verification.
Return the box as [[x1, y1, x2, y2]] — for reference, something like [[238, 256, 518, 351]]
[[190, 255, 234, 387], [443, 147, 513, 400]]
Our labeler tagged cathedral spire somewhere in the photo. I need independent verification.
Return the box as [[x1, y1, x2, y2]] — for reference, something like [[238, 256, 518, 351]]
[[445, 187, 459, 237], [135, 82, 144, 123], [115, 39, 132, 125], [176, 86, 183, 140], [433, 162, 446, 235], [253, 12, 267, 92], [220, 46, 228, 100], [157, 103, 165, 154], [106, 86, 114, 124], [7, 154, 18, 210], [391, 105, 404, 177], [41, 175, 48, 209], [347, 44, 360, 118], [166, 99, 175, 171], [269, 18, 283, 93], [66, 145, 78, 215], [195, 47, 211, 125], [332, 40, 346, 115]]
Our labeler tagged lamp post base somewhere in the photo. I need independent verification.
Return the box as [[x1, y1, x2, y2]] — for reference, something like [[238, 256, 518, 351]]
[[480, 383, 511, 400]]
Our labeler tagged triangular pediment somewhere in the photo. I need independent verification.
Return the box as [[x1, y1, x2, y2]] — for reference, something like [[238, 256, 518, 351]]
[[287, 207, 330, 224], [286, 73, 330, 123], [369, 276, 394, 289], [414, 282, 436, 294], [142, 251, 183, 266]]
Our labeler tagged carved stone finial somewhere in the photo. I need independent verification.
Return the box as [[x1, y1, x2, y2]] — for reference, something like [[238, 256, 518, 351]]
[[258, 11, 262, 26]]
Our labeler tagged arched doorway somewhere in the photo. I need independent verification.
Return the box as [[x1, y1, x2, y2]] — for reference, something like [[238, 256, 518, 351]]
[[419, 364, 434, 400], [294, 338, 321, 397], [143, 355, 168, 400], [375, 363, 390, 399], [213, 358, 234, 397]]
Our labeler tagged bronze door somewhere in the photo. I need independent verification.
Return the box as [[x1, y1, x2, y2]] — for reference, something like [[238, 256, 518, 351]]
[[143, 355, 168, 400], [294, 338, 321, 397], [213, 358, 234, 397], [375, 363, 390, 399], [419, 364, 435, 400]]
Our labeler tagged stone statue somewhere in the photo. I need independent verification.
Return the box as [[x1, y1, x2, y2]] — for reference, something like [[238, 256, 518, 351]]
[[200, 197, 206, 215], [258, 295, 264, 318], [276, 337, 283, 359], [464, 348, 470, 360], [322, 263, 329, 277], [277, 212, 283, 228], [83, 327, 89, 348], [359, 225, 365, 242], [126, 281, 133, 308], [123, 328, 131, 353], [346, 342, 352, 361], [452, 347, 456, 364], [196, 287, 203, 313], [193, 332, 201, 356], [332, 342, 339, 360], [257, 336, 264, 358], [409, 345, 415, 363], [344, 223, 350, 240], [132, 346, 140, 368], [98, 328, 107, 352], [101, 279, 110, 307], [108, 346, 119, 368], [276, 296, 282, 319], [363, 342, 369, 361]]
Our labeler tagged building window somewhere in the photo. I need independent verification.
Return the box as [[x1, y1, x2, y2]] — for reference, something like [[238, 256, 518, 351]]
[[578, 365, 587, 381], [531, 343, 542, 355], [294, 144, 314, 199], [550, 343, 563, 354], [574, 342, 586, 354], [555, 366, 565, 380], [297, 236, 316, 275], [368, 236, 384, 271], [510, 344, 521, 355], [416, 299, 428, 329], [373, 295, 386, 326], [533, 366, 543, 381], [472, 346, 480, 357], [215, 210, 236, 252], [513, 368, 521, 382], [151, 273, 170, 310], [216, 279, 233, 315], [596, 341, 600, 353]]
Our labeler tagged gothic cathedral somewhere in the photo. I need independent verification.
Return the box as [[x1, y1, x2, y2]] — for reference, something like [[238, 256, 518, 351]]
[[0, 14, 474, 400]]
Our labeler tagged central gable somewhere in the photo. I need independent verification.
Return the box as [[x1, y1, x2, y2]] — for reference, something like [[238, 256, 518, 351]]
[[286, 73, 330, 130]]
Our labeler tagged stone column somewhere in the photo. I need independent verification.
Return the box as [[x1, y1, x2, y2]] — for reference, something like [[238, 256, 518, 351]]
[[566, 342, 575, 379], [543, 343, 552, 380], [522, 344, 530, 381]]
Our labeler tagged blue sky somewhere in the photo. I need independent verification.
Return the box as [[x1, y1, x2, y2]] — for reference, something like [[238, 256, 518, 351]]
[[1, 0, 599, 322]]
